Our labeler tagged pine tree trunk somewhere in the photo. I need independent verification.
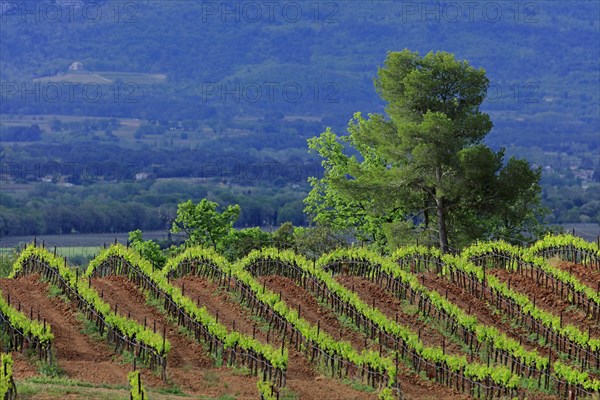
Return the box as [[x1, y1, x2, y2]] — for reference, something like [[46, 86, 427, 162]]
[[436, 196, 449, 254], [435, 167, 449, 254]]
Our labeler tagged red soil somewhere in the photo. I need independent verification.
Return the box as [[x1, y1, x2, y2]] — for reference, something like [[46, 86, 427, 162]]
[[488, 268, 600, 338], [174, 275, 376, 400], [418, 272, 551, 358], [258, 275, 370, 352], [2, 265, 573, 399], [258, 275, 470, 400], [549, 258, 600, 291], [0, 275, 130, 385], [91, 275, 258, 399], [335, 275, 467, 358], [9, 352, 38, 380]]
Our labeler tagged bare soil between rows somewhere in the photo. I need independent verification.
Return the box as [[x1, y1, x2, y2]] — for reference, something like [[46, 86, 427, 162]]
[[90, 275, 258, 399], [417, 272, 552, 358], [334, 275, 467, 359], [258, 274, 469, 400], [417, 271, 600, 382], [487, 268, 600, 338], [0, 275, 130, 385], [3, 267, 574, 399], [174, 275, 376, 400], [549, 258, 600, 291]]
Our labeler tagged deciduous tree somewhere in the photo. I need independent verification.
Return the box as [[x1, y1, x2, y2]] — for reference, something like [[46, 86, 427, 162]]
[[171, 199, 240, 250]]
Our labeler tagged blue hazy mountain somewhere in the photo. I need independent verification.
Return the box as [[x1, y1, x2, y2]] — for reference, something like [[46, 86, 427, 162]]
[[1, 0, 598, 152]]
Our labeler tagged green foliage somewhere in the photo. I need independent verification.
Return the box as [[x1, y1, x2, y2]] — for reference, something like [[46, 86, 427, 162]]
[[257, 379, 277, 400], [128, 229, 167, 268], [12, 245, 170, 356], [76, 313, 104, 342], [171, 199, 241, 250], [217, 227, 273, 262], [272, 222, 295, 251], [128, 370, 147, 400], [305, 127, 395, 249], [165, 246, 399, 392], [160, 235, 600, 394], [0, 353, 15, 398], [462, 239, 600, 311], [47, 284, 63, 298], [0, 288, 54, 345], [0, 251, 15, 278], [554, 361, 600, 392], [378, 387, 396, 400], [244, 248, 522, 390], [306, 50, 545, 253], [431, 248, 600, 358], [324, 247, 548, 373], [87, 244, 287, 379], [529, 233, 600, 263], [291, 225, 347, 260], [36, 358, 62, 378], [492, 158, 547, 242]]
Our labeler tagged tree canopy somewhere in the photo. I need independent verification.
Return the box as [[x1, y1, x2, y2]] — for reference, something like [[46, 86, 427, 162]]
[[128, 229, 167, 267], [171, 199, 240, 250], [305, 49, 545, 252]]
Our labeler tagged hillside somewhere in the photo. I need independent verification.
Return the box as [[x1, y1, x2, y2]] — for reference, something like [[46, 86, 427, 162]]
[[0, 0, 598, 235], [2, 235, 599, 399], [1, 0, 598, 152]]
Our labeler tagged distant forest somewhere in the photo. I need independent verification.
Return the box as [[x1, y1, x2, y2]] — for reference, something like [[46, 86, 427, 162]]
[[1, 0, 598, 236]]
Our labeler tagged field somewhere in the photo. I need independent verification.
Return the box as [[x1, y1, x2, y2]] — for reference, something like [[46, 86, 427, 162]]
[[0, 113, 252, 149], [33, 71, 167, 85], [1, 234, 599, 399]]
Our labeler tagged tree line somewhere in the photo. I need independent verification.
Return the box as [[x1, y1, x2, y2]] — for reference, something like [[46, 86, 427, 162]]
[[131, 51, 552, 264]]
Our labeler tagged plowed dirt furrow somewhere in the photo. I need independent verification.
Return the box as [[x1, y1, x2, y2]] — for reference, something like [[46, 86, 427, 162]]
[[259, 275, 370, 352], [258, 275, 470, 400], [0, 275, 129, 385], [488, 269, 600, 337], [174, 276, 378, 400], [90, 275, 257, 399], [335, 275, 468, 358], [418, 272, 551, 358], [422, 272, 600, 383], [8, 352, 38, 380], [549, 259, 600, 291]]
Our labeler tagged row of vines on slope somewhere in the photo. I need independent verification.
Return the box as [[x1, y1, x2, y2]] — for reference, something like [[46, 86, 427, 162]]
[[319, 249, 549, 379], [85, 244, 286, 399], [529, 234, 599, 270], [394, 246, 600, 397], [321, 247, 600, 397], [10, 234, 599, 398], [396, 247, 599, 367], [11, 244, 170, 379], [0, 288, 54, 363], [164, 247, 404, 399], [240, 248, 530, 399], [462, 240, 599, 320]]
